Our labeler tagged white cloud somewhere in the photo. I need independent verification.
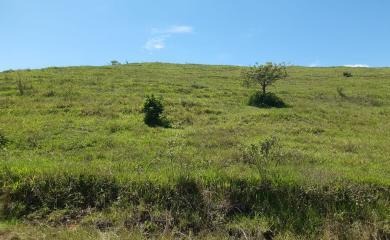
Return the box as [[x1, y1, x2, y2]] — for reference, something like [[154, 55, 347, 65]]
[[152, 25, 193, 34], [344, 64, 369, 68], [144, 36, 167, 50], [166, 25, 193, 34], [145, 25, 193, 51]]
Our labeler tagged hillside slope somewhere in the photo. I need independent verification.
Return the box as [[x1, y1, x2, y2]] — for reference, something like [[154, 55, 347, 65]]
[[0, 63, 389, 239]]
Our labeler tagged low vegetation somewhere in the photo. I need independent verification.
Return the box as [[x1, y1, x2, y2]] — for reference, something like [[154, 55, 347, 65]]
[[0, 132, 8, 149], [0, 63, 389, 239]]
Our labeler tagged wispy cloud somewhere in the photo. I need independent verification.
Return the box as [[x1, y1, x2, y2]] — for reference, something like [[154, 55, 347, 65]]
[[166, 25, 193, 34], [145, 25, 193, 51], [344, 64, 369, 68], [152, 25, 193, 34], [144, 36, 168, 50]]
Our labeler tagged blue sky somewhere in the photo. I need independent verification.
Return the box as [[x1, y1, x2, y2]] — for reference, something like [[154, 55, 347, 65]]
[[1, 0, 389, 70]]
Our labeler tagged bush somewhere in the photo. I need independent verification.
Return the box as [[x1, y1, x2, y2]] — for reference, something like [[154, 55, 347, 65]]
[[142, 95, 171, 128], [343, 72, 353, 77], [248, 92, 286, 108]]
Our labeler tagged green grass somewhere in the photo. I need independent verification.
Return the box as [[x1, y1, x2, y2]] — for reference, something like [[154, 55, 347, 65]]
[[0, 63, 389, 239]]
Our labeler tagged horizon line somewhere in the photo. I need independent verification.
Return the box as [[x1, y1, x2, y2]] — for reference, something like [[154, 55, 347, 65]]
[[1, 61, 389, 72]]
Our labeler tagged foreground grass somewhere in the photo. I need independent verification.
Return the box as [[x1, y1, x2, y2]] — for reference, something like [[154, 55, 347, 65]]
[[0, 63, 389, 239]]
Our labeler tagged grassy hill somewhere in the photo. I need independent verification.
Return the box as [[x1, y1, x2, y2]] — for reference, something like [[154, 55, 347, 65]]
[[0, 63, 389, 239]]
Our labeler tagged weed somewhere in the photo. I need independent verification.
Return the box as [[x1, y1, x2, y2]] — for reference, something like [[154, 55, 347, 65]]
[[43, 90, 55, 97], [190, 83, 207, 89], [240, 136, 284, 177], [15, 74, 33, 96], [0, 132, 8, 149], [337, 87, 347, 98], [16, 79, 26, 96], [108, 123, 122, 133]]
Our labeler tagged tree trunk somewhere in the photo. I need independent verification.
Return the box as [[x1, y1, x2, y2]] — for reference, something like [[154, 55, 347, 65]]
[[262, 84, 266, 94]]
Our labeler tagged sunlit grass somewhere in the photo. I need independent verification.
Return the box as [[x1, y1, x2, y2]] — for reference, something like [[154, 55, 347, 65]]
[[0, 63, 389, 238]]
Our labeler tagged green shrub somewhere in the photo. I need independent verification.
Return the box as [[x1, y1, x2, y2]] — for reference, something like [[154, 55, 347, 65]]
[[248, 92, 286, 108], [343, 72, 353, 77], [142, 95, 171, 128]]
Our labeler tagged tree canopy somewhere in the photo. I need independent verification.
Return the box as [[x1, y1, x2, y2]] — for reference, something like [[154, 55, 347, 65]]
[[244, 62, 288, 94]]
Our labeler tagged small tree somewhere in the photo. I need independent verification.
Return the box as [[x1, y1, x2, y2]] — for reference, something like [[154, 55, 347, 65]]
[[142, 95, 170, 127], [244, 62, 287, 94], [110, 60, 121, 66]]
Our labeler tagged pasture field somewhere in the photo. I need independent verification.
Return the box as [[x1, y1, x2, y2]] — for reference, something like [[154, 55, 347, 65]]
[[0, 63, 389, 239]]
